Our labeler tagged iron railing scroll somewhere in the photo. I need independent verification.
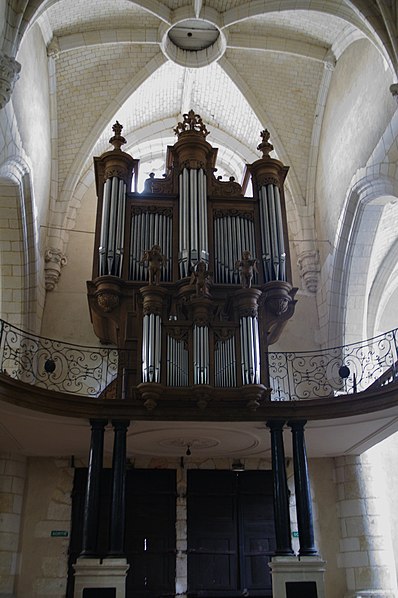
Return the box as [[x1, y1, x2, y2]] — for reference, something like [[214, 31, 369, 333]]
[[0, 320, 118, 397], [0, 319, 398, 401], [267, 329, 398, 400]]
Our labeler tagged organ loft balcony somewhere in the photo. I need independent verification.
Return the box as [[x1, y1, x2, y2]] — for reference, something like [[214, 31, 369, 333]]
[[87, 112, 297, 414]]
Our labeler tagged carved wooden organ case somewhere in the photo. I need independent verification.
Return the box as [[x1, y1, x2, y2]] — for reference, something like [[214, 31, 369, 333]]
[[87, 113, 297, 418]]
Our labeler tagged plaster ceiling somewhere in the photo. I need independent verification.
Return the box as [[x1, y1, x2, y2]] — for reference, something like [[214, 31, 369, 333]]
[[1, 399, 398, 460]]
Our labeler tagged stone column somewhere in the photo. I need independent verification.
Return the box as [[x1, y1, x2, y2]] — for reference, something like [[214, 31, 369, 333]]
[[0, 453, 26, 597], [267, 420, 293, 555], [80, 419, 107, 557], [109, 420, 129, 556], [289, 420, 317, 556], [335, 454, 398, 598]]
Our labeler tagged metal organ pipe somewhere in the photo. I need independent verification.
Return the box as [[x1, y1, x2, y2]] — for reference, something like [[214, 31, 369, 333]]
[[240, 316, 260, 385], [259, 184, 286, 282], [193, 325, 209, 385], [99, 177, 127, 277], [215, 336, 237, 387], [129, 211, 172, 281], [178, 168, 208, 277], [142, 314, 162, 383], [214, 216, 257, 284]]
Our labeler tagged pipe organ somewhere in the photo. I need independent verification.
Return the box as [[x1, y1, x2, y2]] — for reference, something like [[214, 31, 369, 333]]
[[88, 112, 297, 416]]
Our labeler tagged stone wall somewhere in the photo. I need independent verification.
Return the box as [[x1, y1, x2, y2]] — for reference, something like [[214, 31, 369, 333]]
[[16, 457, 74, 598], [0, 453, 26, 598]]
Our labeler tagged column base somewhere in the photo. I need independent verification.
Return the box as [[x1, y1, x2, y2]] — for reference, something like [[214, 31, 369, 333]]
[[73, 557, 129, 598], [269, 555, 326, 598]]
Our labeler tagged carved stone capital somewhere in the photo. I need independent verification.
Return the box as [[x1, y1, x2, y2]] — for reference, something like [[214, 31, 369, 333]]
[[47, 37, 61, 59], [390, 83, 398, 103], [44, 248, 67, 291], [0, 52, 21, 109], [297, 249, 320, 293]]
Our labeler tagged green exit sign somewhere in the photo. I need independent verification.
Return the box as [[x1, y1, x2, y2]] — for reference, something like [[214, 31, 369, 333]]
[[50, 530, 69, 538], [292, 531, 299, 538]]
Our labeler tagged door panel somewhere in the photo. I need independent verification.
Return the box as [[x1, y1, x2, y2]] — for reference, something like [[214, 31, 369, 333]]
[[188, 470, 275, 597], [67, 469, 176, 598]]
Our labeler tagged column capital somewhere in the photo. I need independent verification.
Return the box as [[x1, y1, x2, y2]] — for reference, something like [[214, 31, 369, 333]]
[[89, 418, 108, 429], [266, 419, 286, 431], [111, 420, 130, 431], [0, 51, 21, 110], [287, 419, 307, 430]]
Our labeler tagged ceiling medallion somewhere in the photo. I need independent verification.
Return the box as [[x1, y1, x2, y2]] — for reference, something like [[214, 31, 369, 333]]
[[160, 18, 227, 68], [159, 437, 220, 450]]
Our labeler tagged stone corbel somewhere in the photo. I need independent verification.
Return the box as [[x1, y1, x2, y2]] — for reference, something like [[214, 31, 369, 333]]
[[390, 83, 398, 104], [44, 248, 67, 291], [0, 51, 21, 109], [297, 249, 320, 294]]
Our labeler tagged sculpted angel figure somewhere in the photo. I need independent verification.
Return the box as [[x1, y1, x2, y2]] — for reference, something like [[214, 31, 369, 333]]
[[235, 250, 258, 288], [141, 244, 167, 285], [190, 261, 212, 297]]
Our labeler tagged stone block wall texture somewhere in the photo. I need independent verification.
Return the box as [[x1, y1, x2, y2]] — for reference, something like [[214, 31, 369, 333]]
[[16, 458, 73, 598], [335, 454, 398, 598], [0, 453, 27, 597]]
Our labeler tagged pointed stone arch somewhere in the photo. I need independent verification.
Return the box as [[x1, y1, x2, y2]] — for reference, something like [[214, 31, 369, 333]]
[[0, 157, 42, 332], [327, 173, 398, 346]]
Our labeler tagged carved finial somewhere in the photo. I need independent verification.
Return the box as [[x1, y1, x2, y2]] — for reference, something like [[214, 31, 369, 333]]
[[109, 121, 127, 151], [174, 110, 209, 137], [257, 129, 274, 158]]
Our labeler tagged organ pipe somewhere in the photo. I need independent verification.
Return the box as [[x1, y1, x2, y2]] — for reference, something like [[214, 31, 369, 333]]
[[240, 316, 260, 385], [214, 215, 257, 284], [259, 185, 286, 282], [129, 211, 172, 281], [193, 325, 209, 385], [178, 168, 208, 278], [215, 336, 237, 387], [99, 176, 126, 277], [142, 313, 162, 383]]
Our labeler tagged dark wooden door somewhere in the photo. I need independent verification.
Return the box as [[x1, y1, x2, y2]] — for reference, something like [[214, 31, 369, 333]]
[[187, 470, 275, 597], [67, 468, 176, 598]]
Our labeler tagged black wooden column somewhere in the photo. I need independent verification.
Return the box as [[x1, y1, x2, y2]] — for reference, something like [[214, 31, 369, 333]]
[[109, 420, 129, 556], [80, 418, 107, 557], [288, 420, 317, 556], [267, 420, 294, 555]]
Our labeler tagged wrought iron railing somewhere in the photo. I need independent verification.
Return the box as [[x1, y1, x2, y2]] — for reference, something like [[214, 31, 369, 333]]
[[267, 329, 398, 400], [0, 320, 118, 397], [0, 319, 397, 401]]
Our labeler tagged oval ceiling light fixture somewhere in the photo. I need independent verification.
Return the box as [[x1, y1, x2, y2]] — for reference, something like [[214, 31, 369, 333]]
[[161, 18, 227, 68]]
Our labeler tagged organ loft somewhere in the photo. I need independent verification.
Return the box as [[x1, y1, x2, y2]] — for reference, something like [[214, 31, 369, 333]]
[[87, 111, 297, 418]]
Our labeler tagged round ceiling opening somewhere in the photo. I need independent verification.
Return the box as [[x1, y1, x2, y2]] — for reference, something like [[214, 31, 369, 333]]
[[168, 19, 219, 51], [161, 19, 226, 68]]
